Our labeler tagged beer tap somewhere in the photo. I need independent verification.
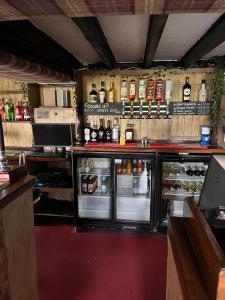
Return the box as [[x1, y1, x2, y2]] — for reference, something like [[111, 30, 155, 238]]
[[165, 101, 171, 119], [147, 102, 152, 119], [155, 102, 161, 119]]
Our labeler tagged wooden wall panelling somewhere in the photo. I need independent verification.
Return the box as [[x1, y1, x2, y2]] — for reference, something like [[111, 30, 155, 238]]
[[82, 69, 212, 140], [3, 122, 33, 147]]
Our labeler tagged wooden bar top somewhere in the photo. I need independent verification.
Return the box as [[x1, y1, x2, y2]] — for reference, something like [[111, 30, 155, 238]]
[[0, 175, 36, 210], [72, 144, 225, 154]]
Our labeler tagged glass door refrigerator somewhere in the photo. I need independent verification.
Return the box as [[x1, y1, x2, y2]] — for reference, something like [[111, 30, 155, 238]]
[[156, 153, 211, 232], [114, 154, 155, 232], [74, 153, 155, 233]]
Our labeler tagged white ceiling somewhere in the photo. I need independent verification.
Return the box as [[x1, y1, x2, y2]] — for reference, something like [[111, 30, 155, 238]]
[[154, 13, 222, 60], [30, 15, 101, 65], [204, 41, 225, 58], [98, 15, 149, 62]]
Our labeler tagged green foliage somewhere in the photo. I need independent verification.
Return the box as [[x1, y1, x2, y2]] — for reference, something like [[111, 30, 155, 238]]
[[208, 57, 225, 126]]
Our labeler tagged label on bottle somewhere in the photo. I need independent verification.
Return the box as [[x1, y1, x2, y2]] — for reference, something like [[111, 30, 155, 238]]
[[105, 132, 111, 141], [156, 80, 164, 101], [88, 183, 94, 193], [84, 128, 90, 142], [139, 85, 146, 100], [120, 86, 128, 99], [91, 130, 97, 141], [112, 128, 119, 142], [108, 91, 114, 102], [183, 88, 191, 101], [90, 94, 98, 103], [146, 81, 155, 101], [99, 91, 106, 103], [98, 130, 104, 140], [125, 131, 133, 141], [129, 83, 136, 96]]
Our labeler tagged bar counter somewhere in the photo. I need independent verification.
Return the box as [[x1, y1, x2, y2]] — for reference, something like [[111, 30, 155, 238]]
[[0, 175, 38, 300], [72, 143, 225, 154]]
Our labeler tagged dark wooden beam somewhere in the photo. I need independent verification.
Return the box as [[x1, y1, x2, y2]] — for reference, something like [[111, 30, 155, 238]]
[[181, 13, 225, 67], [72, 17, 116, 70], [0, 20, 82, 78], [143, 14, 168, 69]]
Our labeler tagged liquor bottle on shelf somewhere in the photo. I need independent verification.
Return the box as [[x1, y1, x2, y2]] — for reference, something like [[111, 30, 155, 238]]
[[5, 99, 14, 121], [81, 175, 88, 194], [89, 83, 98, 103], [84, 118, 91, 143], [0, 99, 5, 121], [15, 101, 24, 121], [90, 122, 98, 142], [193, 167, 201, 177], [200, 166, 207, 176], [99, 81, 107, 103], [125, 124, 134, 143], [198, 80, 207, 102], [129, 79, 137, 102], [185, 166, 194, 176], [138, 78, 146, 101], [155, 79, 164, 101], [23, 102, 30, 121], [183, 77, 191, 102], [146, 79, 155, 101], [105, 120, 112, 143], [120, 78, 128, 102], [97, 118, 105, 142], [108, 82, 116, 102], [112, 118, 120, 143], [139, 162, 148, 194]]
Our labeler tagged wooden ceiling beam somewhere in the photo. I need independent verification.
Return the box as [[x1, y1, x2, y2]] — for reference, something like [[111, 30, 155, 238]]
[[143, 14, 168, 69], [0, 20, 82, 78], [72, 17, 116, 70], [181, 13, 225, 67]]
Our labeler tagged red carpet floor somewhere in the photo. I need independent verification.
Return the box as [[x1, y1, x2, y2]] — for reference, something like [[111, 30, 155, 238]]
[[35, 225, 167, 300]]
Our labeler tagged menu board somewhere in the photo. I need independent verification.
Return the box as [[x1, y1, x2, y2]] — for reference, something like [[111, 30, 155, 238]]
[[84, 103, 122, 115], [170, 102, 211, 115]]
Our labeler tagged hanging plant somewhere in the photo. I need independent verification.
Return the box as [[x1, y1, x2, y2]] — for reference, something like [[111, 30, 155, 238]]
[[208, 57, 225, 126]]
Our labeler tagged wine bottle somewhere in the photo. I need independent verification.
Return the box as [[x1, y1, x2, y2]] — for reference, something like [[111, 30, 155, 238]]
[[183, 77, 191, 102]]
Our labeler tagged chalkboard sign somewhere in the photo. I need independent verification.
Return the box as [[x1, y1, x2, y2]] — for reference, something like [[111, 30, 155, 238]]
[[84, 103, 122, 115], [170, 102, 211, 115]]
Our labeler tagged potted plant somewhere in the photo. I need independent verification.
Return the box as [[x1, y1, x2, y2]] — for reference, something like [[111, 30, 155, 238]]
[[208, 57, 225, 147]]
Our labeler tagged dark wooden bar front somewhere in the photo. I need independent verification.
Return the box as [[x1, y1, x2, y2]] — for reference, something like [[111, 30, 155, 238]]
[[0, 175, 38, 300], [167, 198, 225, 300]]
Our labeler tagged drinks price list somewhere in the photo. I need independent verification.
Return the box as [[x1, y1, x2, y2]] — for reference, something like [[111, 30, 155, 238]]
[[84, 103, 122, 115], [170, 102, 211, 115]]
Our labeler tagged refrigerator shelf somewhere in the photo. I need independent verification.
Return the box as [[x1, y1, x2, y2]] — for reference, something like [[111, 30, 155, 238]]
[[162, 192, 200, 199], [79, 193, 110, 197], [79, 173, 110, 177], [163, 176, 205, 181], [79, 168, 110, 176]]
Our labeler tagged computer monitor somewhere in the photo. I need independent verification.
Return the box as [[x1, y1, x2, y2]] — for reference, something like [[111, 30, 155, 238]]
[[199, 155, 225, 210], [32, 123, 74, 147]]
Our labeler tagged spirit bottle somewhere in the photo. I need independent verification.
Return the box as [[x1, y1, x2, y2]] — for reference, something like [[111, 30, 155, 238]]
[[138, 78, 146, 101], [99, 81, 107, 103], [146, 79, 155, 101], [155, 79, 164, 101], [0, 100, 5, 121], [129, 79, 137, 102], [84, 118, 91, 143], [108, 82, 116, 102], [198, 80, 207, 102], [105, 120, 112, 143], [15, 101, 24, 121], [89, 83, 98, 103], [120, 78, 128, 102], [183, 77, 191, 102], [97, 118, 105, 142], [112, 118, 120, 143], [125, 124, 134, 143], [165, 79, 173, 102], [5, 99, 14, 121]]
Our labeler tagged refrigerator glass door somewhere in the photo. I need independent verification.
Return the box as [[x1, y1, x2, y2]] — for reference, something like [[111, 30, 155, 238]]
[[77, 157, 111, 219], [162, 161, 208, 220], [115, 158, 151, 222]]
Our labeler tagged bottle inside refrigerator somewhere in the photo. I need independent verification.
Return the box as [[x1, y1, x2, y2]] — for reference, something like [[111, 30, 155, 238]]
[[77, 157, 111, 219], [115, 158, 151, 222]]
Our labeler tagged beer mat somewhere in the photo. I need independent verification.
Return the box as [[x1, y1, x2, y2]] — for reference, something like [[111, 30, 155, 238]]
[[84, 143, 208, 149]]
